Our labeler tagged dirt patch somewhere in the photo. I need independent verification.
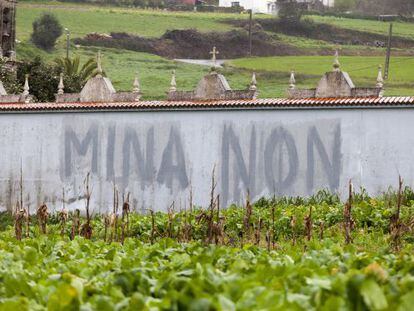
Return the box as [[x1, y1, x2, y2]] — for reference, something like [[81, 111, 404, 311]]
[[229, 18, 414, 49], [75, 29, 303, 59]]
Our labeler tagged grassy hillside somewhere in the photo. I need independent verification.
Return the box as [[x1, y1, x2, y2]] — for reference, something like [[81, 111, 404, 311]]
[[14, 1, 414, 98], [310, 15, 414, 40], [17, 3, 243, 40]]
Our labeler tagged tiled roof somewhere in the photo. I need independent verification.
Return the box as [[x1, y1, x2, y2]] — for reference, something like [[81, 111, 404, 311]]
[[0, 96, 413, 112]]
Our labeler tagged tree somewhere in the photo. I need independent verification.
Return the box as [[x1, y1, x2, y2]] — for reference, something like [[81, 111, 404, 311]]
[[55, 56, 99, 93], [0, 60, 21, 95], [31, 14, 63, 51], [17, 56, 60, 102]]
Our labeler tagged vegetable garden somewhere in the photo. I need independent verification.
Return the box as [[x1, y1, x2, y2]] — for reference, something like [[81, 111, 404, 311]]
[[2, 175, 414, 310]]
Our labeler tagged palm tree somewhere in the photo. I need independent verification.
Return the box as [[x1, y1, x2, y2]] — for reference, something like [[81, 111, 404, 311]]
[[54, 56, 99, 92]]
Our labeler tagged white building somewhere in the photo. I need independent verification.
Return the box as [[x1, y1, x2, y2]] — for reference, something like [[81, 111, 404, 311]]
[[218, 0, 334, 14], [218, 0, 274, 14]]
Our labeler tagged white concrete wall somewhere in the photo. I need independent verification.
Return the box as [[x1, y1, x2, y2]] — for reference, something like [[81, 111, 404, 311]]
[[0, 107, 411, 213]]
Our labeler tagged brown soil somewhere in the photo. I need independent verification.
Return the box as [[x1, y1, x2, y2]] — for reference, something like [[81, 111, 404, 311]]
[[75, 18, 414, 59], [75, 29, 303, 59]]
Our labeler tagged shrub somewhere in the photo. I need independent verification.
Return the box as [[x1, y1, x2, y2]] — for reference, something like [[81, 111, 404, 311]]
[[0, 59, 21, 94], [31, 14, 63, 51], [17, 56, 60, 102]]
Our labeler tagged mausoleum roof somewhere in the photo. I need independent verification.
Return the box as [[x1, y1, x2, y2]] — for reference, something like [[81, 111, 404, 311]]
[[0, 96, 412, 112]]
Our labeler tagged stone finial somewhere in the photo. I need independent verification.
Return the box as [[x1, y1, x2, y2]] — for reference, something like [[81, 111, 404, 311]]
[[22, 74, 30, 103], [376, 65, 384, 88], [96, 50, 103, 77], [249, 72, 257, 91], [132, 72, 140, 93], [169, 70, 177, 92], [376, 65, 384, 97], [58, 73, 65, 95], [209, 46, 219, 70], [333, 50, 340, 72], [9, 50, 16, 62], [23, 74, 30, 96], [289, 70, 296, 90]]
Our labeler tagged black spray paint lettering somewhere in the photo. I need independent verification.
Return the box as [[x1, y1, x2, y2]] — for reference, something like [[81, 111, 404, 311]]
[[264, 127, 299, 194], [106, 125, 116, 181], [221, 125, 256, 205], [122, 127, 155, 189], [306, 124, 341, 192], [64, 125, 188, 191], [221, 124, 342, 205], [64, 125, 98, 178], [157, 127, 189, 190]]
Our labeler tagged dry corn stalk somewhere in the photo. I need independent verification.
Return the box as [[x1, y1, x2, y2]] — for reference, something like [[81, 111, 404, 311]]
[[344, 180, 354, 244], [37, 204, 48, 234], [304, 206, 313, 241], [81, 173, 93, 239], [391, 176, 404, 250], [150, 209, 156, 244], [319, 221, 325, 240], [291, 215, 297, 246], [104, 214, 110, 242], [255, 218, 263, 245], [59, 209, 68, 237], [121, 193, 130, 240], [71, 209, 80, 240], [167, 202, 175, 239], [109, 213, 117, 243], [181, 206, 192, 242], [243, 192, 253, 239], [15, 207, 26, 241], [266, 227, 271, 251]]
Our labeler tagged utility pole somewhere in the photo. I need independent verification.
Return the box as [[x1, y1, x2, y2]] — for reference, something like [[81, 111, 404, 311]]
[[65, 28, 70, 59], [384, 23, 393, 80], [248, 9, 253, 57]]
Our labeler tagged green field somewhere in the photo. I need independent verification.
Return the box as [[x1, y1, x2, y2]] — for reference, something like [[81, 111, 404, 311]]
[[310, 15, 414, 40], [14, 1, 414, 99], [16, 3, 245, 40]]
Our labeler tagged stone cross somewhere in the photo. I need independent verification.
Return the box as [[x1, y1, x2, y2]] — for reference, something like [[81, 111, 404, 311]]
[[210, 46, 219, 68]]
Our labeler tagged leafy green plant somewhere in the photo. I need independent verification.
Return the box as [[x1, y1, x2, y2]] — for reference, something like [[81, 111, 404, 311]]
[[54, 55, 99, 92]]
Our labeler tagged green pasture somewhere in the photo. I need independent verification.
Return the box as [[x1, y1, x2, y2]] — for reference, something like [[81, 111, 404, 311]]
[[16, 2, 246, 40], [310, 15, 414, 40]]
